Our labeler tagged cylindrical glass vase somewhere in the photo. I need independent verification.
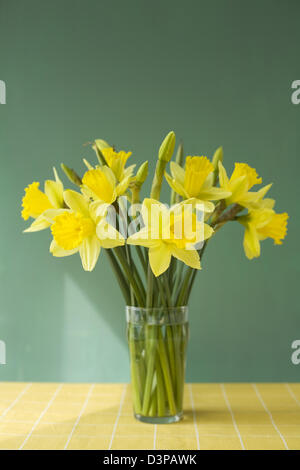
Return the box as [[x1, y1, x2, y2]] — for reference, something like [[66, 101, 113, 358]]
[[126, 306, 189, 424]]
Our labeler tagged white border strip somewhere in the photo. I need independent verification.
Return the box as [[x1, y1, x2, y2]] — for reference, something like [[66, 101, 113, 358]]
[[220, 383, 245, 450], [108, 384, 127, 450], [19, 384, 63, 449], [188, 384, 200, 450], [252, 383, 289, 450]]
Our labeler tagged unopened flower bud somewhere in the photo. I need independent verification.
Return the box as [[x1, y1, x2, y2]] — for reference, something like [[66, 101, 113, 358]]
[[94, 139, 110, 151], [158, 131, 176, 162], [135, 161, 148, 186], [212, 146, 223, 170], [61, 163, 82, 186]]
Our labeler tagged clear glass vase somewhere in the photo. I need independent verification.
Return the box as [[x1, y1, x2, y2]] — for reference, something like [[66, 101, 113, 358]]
[[126, 306, 189, 424]]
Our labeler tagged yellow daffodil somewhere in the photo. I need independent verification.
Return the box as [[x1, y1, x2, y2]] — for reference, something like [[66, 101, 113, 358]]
[[81, 165, 131, 204], [22, 168, 64, 232], [101, 146, 135, 182], [50, 190, 125, 271], [165, 156, 231, 213], [238, 205, 288, 260], [127, 198, 214, 277], [218, 161, 270, 208]]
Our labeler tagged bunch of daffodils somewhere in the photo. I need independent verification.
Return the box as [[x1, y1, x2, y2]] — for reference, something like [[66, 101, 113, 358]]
[[22, 131, 288, 307], [22, 131, 288, 420]]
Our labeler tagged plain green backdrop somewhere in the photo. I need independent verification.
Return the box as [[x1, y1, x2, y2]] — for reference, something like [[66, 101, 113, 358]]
[[0, 0, 299, 383]]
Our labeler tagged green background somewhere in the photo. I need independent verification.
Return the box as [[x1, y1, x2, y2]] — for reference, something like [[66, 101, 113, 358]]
[[0, 0, 299, 383]]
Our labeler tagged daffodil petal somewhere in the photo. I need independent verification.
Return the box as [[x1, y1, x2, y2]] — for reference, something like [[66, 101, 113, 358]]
[[165, 172, 187, 198], [50, 239, 79, 257], [116, 176, 131, 196], [44, 180, 64, 208], [123, 164, 136, 178], [149, 243, 172, 277], [42, 208, 69, 223], [102, 166, 116, 187], [201, 172, 214, 190], [127, 227, 156, 248], [83, 158, 94, 170], [194, 199, 215, 213], [238, 191, 264, 208], [171, 247, 201, 270], [90, 201, 110, 222], [228, 175, 248, 203], [203, 223, 214, 240], [80, 185, 95, 201], [23, 215, 51, 232], [197, 187, 232, 201], [257, 198, 275, 210], [96, 220, 125, 248], [141, 198, 169, 226], [79, 235, 101, 271], [218, 162, 229, 188], [170, 162, 185, 186], [243, 225, 260, 259], [63, 190, 90, 216], [256, 183, 272, 199]]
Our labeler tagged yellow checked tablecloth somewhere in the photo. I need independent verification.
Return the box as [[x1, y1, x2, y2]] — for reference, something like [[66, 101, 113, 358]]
[[0, 383, 299, 450]]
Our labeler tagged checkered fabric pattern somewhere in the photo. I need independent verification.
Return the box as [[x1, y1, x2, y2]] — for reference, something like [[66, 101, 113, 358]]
[[0, 383, 299, 450]]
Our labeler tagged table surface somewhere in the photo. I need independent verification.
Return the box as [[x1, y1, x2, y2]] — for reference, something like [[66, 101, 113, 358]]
[[0, 382, 299, 450]]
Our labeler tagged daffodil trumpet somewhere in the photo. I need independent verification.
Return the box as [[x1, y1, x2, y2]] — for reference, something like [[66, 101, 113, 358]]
[[21, 131, 288, 424]]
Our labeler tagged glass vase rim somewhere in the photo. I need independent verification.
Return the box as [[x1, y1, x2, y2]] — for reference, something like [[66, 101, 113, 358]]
[[125, 305, 188, 313]]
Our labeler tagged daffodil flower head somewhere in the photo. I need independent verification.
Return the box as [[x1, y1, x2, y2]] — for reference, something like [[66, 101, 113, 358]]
[[127, 198, 214, 277], [165, 156, 231, 213], [51, 212, 94, 251], [231, 163, 262, 189], [101, 147, 135, 182], [22, 182, 53, 220], [81, 165, 132, 205], [184, 156, 214, 196], [238, 207, 288, 259], [50, 190, 125, 271], [22, 168, 64, 232], [218, 161, 267, 208]]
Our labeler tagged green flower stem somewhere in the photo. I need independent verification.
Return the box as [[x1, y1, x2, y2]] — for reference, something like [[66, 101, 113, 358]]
[[166, 326, 176, 385], [156, 275, 179, 404], [149, 386, 157, 417], [142, 323, 177, 417], [170, 142, 184, 206], [176, 267, 193, 306], [168, 257, 176, 287], [172, 262, 184, 304], [146, 263, 154, 308], [158, 328, 177, 415], [143, 256, 160, 415], [105, 250, 131, 305], [162, 274, 177, 388], [125, 244, 135, 305], [174, 324, 183, 408], [150, 160, 168, 200], [114, 247, 145, 307], [164, 273, 184, 410], [142, 326, 157, 415], [184, 242, 208, 304], [163, 273, 173, 306], [131, 260, 146, 302], [128, 333, 142, 415], [156, 357, 166, 417], [135, 246, 147, 276]]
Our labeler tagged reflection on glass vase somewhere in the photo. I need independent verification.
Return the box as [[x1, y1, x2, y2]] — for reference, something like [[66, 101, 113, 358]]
[[126, 306, 189, 424]]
